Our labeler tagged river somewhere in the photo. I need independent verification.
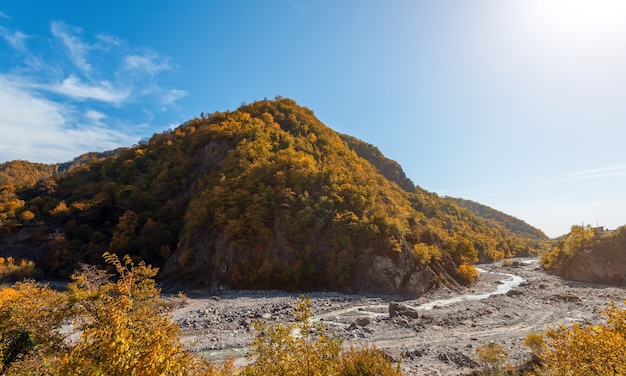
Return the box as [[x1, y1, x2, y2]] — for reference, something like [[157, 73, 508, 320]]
[[200, 264, 527, 361]]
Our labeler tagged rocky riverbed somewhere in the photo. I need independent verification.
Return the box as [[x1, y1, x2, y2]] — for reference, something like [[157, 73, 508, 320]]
[[168, 259, 626, 375]]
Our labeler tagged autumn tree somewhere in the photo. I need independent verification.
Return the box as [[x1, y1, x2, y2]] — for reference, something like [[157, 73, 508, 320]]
[[0, 280, 66, 375], [59, 253, 199, 375]]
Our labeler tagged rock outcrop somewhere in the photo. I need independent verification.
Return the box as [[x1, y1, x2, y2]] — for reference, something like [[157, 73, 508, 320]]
[[558, 248, 626, 286]]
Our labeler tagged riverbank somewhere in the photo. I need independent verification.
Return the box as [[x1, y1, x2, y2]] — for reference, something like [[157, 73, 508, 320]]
[[169, 259, 626, 375]]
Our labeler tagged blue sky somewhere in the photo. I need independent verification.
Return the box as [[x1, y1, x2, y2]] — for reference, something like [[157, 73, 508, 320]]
[[1, 1, 625, 237]]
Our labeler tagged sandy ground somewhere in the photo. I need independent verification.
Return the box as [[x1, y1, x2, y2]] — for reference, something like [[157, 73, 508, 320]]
[[168, 259, 626, 375]]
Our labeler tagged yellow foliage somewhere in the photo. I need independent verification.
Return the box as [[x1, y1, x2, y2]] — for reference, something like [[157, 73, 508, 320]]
[[0, 280, 66, 374], [50, 201, 69, 216], [240, 297, 343, 376], [59, 253, 199, 375], [0, 258, 37, 282], [523, 332, 545, 355], [457, 263, 479, 284], [240, 297, 403, 376], [412, 243, 441, 265], [533, 301, 626, 375], [476, 341, 508, 370], [18, 210, 34, 222], [339, 345, 402, 376]]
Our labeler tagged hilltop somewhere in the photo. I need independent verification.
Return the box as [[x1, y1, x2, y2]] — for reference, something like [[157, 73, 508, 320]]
[[0, 98, 548, 295]]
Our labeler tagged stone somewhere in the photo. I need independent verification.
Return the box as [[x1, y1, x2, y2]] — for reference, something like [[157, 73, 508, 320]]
[[506, 289, 523, 297], [389, 301, 419, 319]]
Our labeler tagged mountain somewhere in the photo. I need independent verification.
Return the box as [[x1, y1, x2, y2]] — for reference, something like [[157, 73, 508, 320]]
[[0, 98, 548, 295]]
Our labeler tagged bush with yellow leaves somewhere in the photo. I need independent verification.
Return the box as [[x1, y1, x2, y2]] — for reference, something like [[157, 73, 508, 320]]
[[0, 253, 402, 375], [241, 296, 402, 376], [0, 253, 225, 375], [532, 301, 626, 375]]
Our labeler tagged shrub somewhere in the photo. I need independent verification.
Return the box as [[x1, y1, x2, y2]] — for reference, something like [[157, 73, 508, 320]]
[[457, 263, 479, 284], [523, 332, 545, 355], [0, 280, 66, 375], [0, 254, 215, 375], [240, 297, 404, 376], [58, 253, 199, 375], [240, 297, 343, 376], [533, 301, 626, 375], [476, 341, 508, 375], [339, 345, 402, 376], [0, 257, 39, 282]]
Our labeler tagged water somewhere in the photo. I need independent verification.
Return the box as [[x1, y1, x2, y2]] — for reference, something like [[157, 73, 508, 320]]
[[199, 266, 526, 360], [406, 268, 524, 311], [201, 345, 252, 361]]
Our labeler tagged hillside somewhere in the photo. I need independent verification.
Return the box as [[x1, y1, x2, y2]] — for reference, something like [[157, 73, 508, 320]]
[[542, 225, 626, 285], [449, 197, 547, 240], [0, 98, 547, 295]]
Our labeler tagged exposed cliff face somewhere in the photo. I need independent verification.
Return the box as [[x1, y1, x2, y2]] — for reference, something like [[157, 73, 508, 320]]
[[544, 225, 626, 286], [347, 244, 461, 296], [557, 248, 626, 286], [162, 227, 463, 296]]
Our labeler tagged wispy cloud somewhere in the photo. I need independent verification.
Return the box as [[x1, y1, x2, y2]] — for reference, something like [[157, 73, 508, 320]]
[[96, 33, 122, 48], [161, 88, 187, 106], [50, 21, 93, 75], [0, 19, 186, 163], [0, 11, 9, 19], [124, 54, 171, 76], [543, 163, 626, 185], [0, 77, 135, 163], [47, 75, 130, 104], [0, 27, 28, 51]]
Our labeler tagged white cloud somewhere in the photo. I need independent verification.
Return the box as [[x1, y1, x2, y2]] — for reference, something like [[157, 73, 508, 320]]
[[161, 88, 187, 106], [0, 76, 135, 163], [124, 54, 171, 76], [85, 109, 106, 124], [0, 27, 28, 51], [0, 11, 9, 19], [543, 163, 626, 185], [50, 21, 93, 75], [45, 75, 130, 104], [0, 19, 187, 163], [96, 33, 122, 48]]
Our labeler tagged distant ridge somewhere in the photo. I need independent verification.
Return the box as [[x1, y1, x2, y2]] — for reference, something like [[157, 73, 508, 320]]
[[449, 197, 547, 241]]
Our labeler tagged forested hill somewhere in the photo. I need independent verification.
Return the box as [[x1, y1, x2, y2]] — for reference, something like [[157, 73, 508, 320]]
[[339, 137, 548, 245], [0, 150, 121, 187], [0, 98, 548, 294], [449, 197, 547, 241]]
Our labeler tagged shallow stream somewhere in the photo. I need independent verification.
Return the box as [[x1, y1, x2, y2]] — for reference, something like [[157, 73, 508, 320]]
[[199, 264, 528, 360]]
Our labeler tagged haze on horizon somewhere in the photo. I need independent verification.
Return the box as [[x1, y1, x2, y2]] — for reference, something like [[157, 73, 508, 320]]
[[1, 1, 624, 238]]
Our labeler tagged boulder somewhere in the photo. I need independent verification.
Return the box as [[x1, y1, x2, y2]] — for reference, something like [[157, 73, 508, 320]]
[[389, 301, 419, 319], [505, 289, 523, 297]]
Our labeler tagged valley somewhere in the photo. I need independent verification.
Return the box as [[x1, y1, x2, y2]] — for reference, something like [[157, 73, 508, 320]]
[[170, 259, 626, 375]]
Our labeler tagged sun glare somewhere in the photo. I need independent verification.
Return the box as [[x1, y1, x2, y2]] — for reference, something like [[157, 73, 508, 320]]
[[529, 0, 626, 40]]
